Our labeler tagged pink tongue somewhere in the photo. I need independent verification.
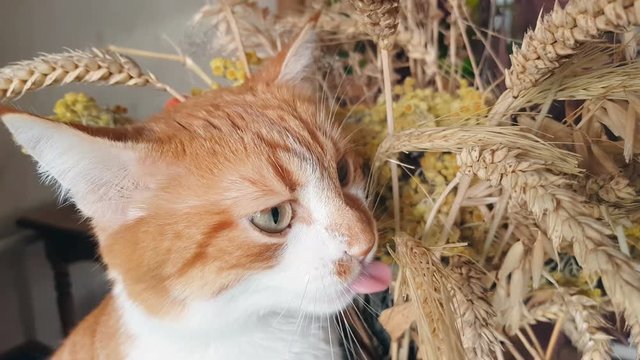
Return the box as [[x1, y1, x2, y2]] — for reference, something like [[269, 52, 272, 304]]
[[349, 261, 392, 294]]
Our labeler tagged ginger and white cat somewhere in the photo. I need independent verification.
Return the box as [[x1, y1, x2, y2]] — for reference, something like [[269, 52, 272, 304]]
[[1, 26, 391, 359]]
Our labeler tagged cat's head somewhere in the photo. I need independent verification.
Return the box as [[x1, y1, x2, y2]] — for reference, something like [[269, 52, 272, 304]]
[[1, 25, 390, 319]]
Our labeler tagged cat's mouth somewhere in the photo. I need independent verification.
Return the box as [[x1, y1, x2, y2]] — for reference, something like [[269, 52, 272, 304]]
[[347, 261, 392, 295]]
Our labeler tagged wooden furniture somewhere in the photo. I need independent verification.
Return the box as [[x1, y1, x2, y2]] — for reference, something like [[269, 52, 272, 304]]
[[16, 203, 98, 336], [0, 340, 52, 360]]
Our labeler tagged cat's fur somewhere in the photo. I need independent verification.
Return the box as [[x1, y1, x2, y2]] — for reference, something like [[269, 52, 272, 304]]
[[1, 26, 378, 359]]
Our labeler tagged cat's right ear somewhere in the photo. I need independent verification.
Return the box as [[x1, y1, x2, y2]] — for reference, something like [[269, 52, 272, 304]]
[[251, 13, 319, 87], [1, 108, 147, 230]]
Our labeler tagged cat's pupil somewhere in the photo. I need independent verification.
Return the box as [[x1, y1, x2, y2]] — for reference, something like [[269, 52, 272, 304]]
[[271, 207, 280, 224], [337, 158, 349, 186]]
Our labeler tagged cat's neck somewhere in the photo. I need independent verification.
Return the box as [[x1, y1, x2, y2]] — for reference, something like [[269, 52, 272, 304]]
[[112, 279, 342, 360]]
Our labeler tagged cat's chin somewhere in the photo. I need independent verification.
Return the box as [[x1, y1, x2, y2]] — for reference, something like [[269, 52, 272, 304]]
[[295, 286, 356, 316]]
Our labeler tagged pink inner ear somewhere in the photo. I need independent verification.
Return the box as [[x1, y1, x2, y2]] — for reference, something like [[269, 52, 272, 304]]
[[165, 97, 185, 110], [1, 111, 145, 232], [246, 16, 317, 86]]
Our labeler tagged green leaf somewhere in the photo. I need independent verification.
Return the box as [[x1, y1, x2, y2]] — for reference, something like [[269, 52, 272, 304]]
[[461, 58, 474, 79]]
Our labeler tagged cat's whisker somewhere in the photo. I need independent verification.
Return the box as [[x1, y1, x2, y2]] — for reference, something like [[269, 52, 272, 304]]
[[273, 273, 310, 329], [326, 312, 336, 360], [341, 306, 369, 360], [339, 307, 367, 360], [327, 280, 362, 360], [316, 44, 343, 131], [287, 275, 311, 355], [333, 84, 378, 139], [334, 306, 353, 359], [321, 47, 350, 127], [321, 276, 354, 360], [335, 280, 379, 318]]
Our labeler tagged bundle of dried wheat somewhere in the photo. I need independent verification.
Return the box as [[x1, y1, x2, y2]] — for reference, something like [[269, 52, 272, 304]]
[[458, 144, 640, 350], [504, 0, 640, 98]]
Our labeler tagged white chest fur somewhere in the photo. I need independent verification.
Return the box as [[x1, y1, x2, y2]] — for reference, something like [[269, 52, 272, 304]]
[[113, 282, 343, 360]]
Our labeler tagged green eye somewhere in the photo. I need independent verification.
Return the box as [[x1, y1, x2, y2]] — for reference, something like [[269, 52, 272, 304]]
[[250, 203, 293, 233]]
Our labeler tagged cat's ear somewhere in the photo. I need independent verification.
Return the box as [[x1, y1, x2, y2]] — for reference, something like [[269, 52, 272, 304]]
[[1, 108, 145, 228], [253, 14, 319, 86]]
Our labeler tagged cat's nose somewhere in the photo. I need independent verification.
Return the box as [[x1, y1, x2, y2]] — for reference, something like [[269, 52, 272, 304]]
[[329, 194, 377, 260], [345, 238, 375, 260]]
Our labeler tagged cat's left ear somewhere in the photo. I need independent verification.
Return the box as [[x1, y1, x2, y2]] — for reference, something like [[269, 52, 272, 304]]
[[1, 108, 147, 230], [252, 13, 319, 86]]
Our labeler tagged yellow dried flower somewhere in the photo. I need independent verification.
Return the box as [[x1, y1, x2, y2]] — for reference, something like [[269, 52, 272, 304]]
[[245, 51, 262, 65], [235, 69, 246, 83], [51, 92, 132, 128], [403, 77, 416, 93], [210, 57, 226, 77], [225, 68, 238, 81], [342, 78, 489, 249]]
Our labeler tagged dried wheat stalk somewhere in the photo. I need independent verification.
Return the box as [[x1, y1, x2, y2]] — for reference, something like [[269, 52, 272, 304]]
[[396, 0, 443, 89], [106, 45, 214, 88], [448, 257, 506, 360], [0, 48, 183, 101], [394, 235, 466, 360], [528, 288, 612, 360], [458, 144, 640, 351], [505, 0, 640, 98], [350, 0, 403, 234]]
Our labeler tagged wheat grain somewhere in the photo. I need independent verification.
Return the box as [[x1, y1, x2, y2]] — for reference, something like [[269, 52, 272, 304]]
[[0, 48, 183, 101], [582, 175, 638, 206], [458, 144, 640, 351]]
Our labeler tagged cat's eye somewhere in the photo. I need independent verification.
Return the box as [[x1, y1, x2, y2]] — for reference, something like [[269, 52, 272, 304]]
[[250, 203, 293, 234], [337, 157, 351, 186]]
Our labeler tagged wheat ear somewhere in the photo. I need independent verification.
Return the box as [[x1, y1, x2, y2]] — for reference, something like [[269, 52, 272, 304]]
[[348, 0, 400, 50], [394, 235, 466, 360], [0, 48, 184, 101], [528, 288, 612, 360], [505, 0, 640, 98], [458, 144, 640, 351], [448, 257, 506, 360]]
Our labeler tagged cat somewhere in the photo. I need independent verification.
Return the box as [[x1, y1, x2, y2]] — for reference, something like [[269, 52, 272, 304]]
[[1, 24, 391, 360]]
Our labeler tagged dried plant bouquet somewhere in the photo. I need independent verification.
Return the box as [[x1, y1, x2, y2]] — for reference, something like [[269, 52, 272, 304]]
[[3, 0, 640, 359]]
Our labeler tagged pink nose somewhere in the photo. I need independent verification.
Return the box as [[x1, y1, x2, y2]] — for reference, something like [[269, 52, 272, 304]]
[[330, 193, 377, 260]]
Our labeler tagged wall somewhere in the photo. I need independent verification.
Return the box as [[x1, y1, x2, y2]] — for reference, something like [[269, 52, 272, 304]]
[[0, 0, 237, 351]]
